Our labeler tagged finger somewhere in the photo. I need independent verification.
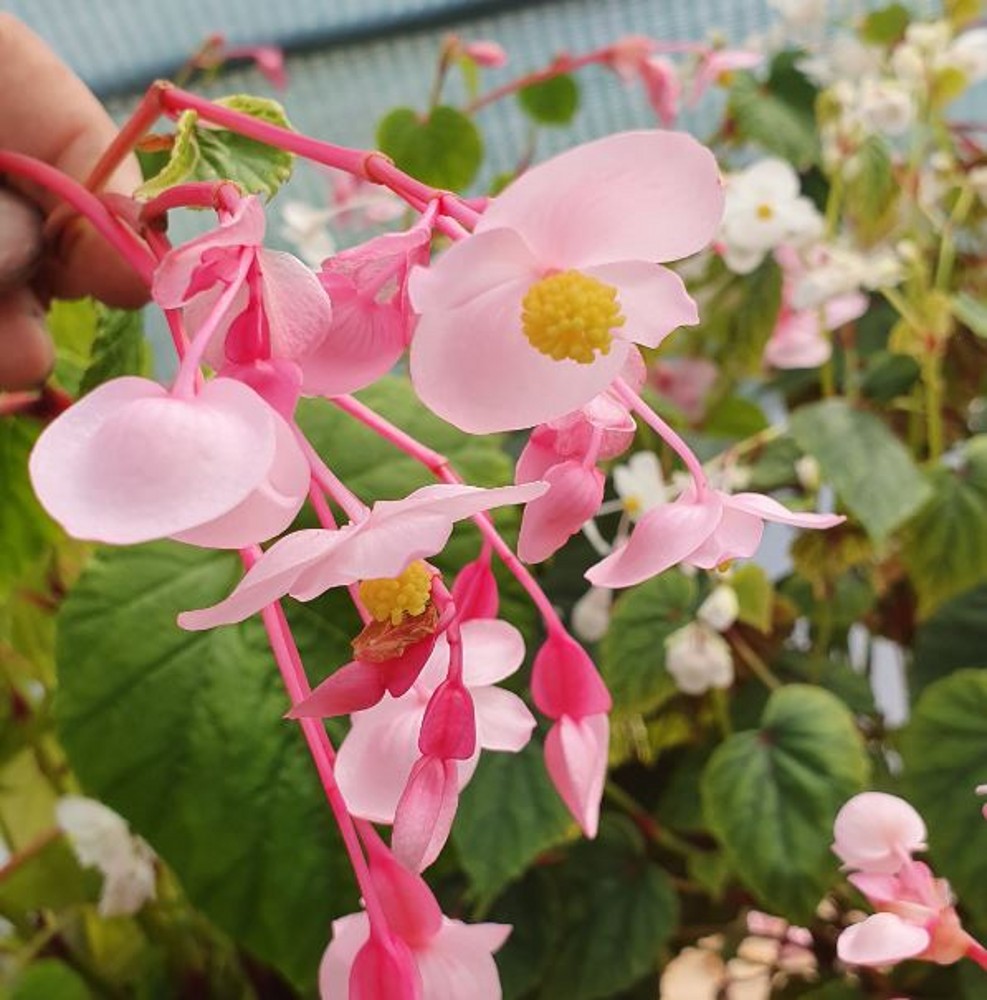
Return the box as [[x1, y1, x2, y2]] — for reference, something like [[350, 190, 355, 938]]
[[0, 14, 147, 307], [0, 186, 43, 294], [0, 286, 54, 390]]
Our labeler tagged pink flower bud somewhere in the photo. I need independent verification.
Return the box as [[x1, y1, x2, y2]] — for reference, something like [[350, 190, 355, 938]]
[[418, 680, 476, 761], [531, 631, 611, 721]]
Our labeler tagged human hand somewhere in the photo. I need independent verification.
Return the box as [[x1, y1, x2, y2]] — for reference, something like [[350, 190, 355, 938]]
[[0, 14, 147, 391]]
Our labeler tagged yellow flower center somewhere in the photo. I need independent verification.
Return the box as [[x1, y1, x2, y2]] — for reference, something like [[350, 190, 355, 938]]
[[521, 270, 625, 364], [756, 203, 774, 221], [358, 561, 433, 625]]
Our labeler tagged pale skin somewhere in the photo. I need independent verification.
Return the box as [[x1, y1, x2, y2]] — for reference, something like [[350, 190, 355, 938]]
[[0, 14, 146, 391]]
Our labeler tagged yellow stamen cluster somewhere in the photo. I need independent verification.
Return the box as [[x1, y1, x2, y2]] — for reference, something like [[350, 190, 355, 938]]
[[756, 203, 774, 221], [358, 560, 433, 625], [521, 270, 624, 364]]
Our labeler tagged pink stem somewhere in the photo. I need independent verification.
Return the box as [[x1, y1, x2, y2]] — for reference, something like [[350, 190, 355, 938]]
[[140, 180, 241, 222], [0, 151, 156, 285], [331, 395, 564, 633], [613, 378, 709, 494], [307, 484, 372, 624], [967, 939, 987, 971], [295, 430, 370, 522]]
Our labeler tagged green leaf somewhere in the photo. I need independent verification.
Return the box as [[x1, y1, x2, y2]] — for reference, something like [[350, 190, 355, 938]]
[[0, 834, 99, 915], [860, 351, 920, 402], [377, 105, 482, 192], [600, 571, 697, 714], [844, 136, 898, 242], [517, 74, 580, 125], [912, 583, 987, 694], [56, 543, 361, 989], [453, 742, 574, 900], [701, 685, 869, 922], [10, 960, 93, 1000], [79, 308, 150, 396], [789, 399, 932, 542], [902, 670, 987, 927], [138, 95, 294, 200], [541, 819, 679, 999], [703, 395, 769, 439], [728, 71, 820, 168], [0, 418, 57, 591], [901, 437, 987, 617], [731, 563, 773, 633], [860, 4, 911, 45], [748, 434, 802, 491], [48, 298, 100, 395], [952, 292, 987, 339]]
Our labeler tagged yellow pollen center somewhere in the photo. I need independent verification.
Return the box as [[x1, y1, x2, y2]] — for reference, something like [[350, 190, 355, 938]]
[[358, 561, 433, 625], [521, 270, 625, 364], [756, 203, 774, 221]]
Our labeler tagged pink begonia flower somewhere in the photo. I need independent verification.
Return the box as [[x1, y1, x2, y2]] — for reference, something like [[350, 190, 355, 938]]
[[178, 482, 545, 630], [604, 35, 658, 81], [222, 43, 288, 89], [462, 40, 508, 67], [531, 631, 612, 836], [334, 620, 536, 826], [649, 356, 718, 422], [409, 131, 724, 433], [153, 196, 332, 371], [765, 246, 868, 370], [841, 862, 973, 966], [306, 216, 433, 397], [517, 461, 604, 564], [321, 914, 510, 1000], [832, 792, 928, 875], [586, 485, 843, 588], [639, 57, 682, 126], [690, 48, 763, 105], [30, 376, 308, 548]]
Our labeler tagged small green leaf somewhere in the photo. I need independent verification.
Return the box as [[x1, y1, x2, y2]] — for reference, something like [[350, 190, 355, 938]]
[[703, 395, 769, 439], [860, 351, 920, 401], [0, 418, 57, 591], [0, 834, 99, 915], [789, 399, 932, 542], [860, 4, 911, 45], [901, 437, 987, 617], [138, 95, 294, 200], [79, 308, 150, 396], [701, 685, 869, 922], [731, 564, 773, 633], [902, 670, 987, 927], [11, 960, 93, 1000], [377, 105, 482, 191], [600, 571, 697, 714], [541, 820, 679, 999], [728, 72, 820, 168], [48, 298, 100, 394], [517, 74, 580, 125], [952, 292, 987, 339], [453, 742, 574, 899]]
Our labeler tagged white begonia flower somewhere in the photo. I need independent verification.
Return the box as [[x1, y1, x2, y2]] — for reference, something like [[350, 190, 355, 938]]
[[697, 585, 740, 633], [891, 42, 927, 85], [767, 0, 827, 31], [944, 28, 987, 84], [280, 200, 337, 268], [854, 78, 915, 136], [660, 946, 726, 1000], [612, 451, 667, 521], [904, 21, 952, 59], [56, 796, 156, 918], [795, 454, 821, 492], [665, 623, 735, 695], [571, 586, 614, 643], [800, 35, 883, 87], [719, 159, 824, 274]]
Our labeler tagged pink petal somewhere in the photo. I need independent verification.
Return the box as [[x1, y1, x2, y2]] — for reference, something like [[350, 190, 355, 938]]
[[171, 403, 309, 548], [415, 919, 510, 1000], [459, 619, 526, 686], [476, 131, 724, 268], [518, 461, 604, 564], [640, 56, 681, 126], [288, 660, 387, 718], [320, 914, 371, 1000], [515, 427, 561, 484], [410, 279, 630, 434], [392, 756, 461, 871], [257, 248, 333, 361], [727, 492, 845, 530], [531, 631, 611, 720], [450, 557, 500, 622], [685, 502, 764, 569], [408, 227, 538, 314], [337, 698, 426, 824], [473, 686, 536, 752], [765, 311, 831, 369], [837, 913, 929, 967], [292, 483, 546, 600], [583, 261, 699, 349], [586, 494, 723, 588], [350, 932, 421, 1000], [833, 792, 927, 875], [366, 837, 444, 948], [177, 529, 346, 630], [384, 634, 441, 699], [544, 714, 609, 837], [419, 681, 476, 761], [30, 377, 274, 546], [824, 291, 869, 331]]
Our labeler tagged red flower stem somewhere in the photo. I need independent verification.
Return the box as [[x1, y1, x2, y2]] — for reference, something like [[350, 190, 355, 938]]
[[967, 939, 987, 971], [331, 394, 565, 634], [140, 180, 242, 222], [613, 378, 709, 494], [0, 151, 156, 286]]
